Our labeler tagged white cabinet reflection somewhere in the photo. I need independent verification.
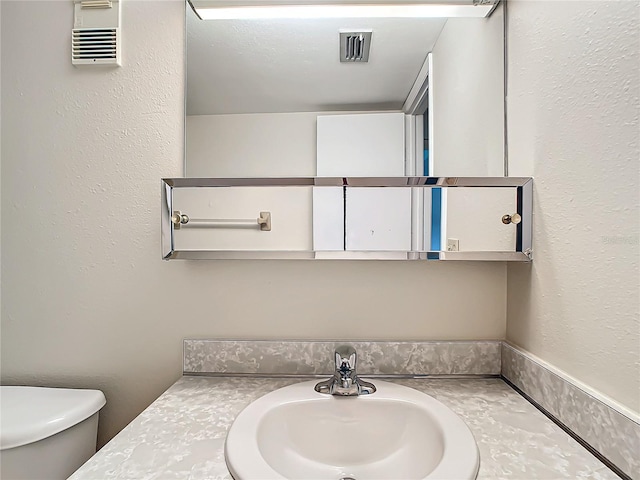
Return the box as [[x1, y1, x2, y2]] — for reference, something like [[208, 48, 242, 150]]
[[346, 188, 412, 252], [316, 114, 406, 177], [313, 187, 412, 257]]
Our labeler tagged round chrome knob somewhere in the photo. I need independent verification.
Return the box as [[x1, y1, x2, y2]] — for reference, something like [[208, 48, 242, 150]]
[[171, 211, 190, 226], [502, 213, 522, 225]]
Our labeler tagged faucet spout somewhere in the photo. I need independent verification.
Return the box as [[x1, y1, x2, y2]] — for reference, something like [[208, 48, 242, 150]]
[[314, 345, 376, 396]]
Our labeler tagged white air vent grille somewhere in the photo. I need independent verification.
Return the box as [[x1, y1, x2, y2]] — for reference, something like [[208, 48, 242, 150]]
[[340, 31, 372, 63], [72, 28, 120, 65]]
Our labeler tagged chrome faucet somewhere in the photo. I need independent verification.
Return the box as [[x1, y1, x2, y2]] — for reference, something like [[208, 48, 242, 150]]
[[314, 345, 376, 396]]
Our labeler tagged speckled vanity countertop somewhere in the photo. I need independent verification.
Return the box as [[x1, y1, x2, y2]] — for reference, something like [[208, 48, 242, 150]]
[[70, 376, 618, 480]]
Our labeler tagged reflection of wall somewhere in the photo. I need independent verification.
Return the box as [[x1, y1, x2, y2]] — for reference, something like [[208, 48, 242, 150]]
[[187, 111, 405, 177], [1, 0, 507, 450], [431, 4, 504, 176], [187, 113, 317, 177], [507, 1, 639, 413], [445, 188, 516, 251]]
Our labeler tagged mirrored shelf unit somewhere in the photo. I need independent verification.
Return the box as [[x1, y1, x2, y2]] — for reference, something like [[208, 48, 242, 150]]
[[162, 177, 533, 261]]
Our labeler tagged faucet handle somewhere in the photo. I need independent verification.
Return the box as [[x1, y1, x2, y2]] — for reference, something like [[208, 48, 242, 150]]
[[335, 345, 357, 374]]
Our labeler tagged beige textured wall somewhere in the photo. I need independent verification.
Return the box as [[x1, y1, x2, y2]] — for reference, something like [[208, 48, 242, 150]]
[[0, 1, 507, 446], [506, 0, 640, 413], [1, 0, 187, 448]]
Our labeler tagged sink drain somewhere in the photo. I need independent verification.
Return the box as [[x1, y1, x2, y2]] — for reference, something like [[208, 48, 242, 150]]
[[340, 477, 356, 480]]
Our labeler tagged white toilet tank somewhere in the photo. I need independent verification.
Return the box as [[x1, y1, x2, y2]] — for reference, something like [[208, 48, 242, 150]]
[[0, 386, 106, 480]]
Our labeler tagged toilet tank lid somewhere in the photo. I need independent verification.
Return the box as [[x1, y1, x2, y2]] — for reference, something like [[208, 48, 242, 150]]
[[0, 386, 106, 450]]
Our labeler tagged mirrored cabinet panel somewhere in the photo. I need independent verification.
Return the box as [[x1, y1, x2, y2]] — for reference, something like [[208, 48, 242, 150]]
[[162, 177, 532, 261]]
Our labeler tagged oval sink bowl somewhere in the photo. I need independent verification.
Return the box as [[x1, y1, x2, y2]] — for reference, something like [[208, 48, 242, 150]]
[[225, 379, 479, 480]]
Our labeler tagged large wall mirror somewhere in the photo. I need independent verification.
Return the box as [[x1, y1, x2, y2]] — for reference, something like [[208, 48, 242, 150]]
[[172, 1, 531, 261], [185, 0, 505, 178]]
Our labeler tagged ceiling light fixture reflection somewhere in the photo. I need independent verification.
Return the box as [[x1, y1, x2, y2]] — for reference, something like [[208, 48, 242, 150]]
[[191, 2, 495, 20]]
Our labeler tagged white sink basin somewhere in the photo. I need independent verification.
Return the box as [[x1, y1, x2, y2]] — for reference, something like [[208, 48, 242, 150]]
[[225, 379, 479, 480]]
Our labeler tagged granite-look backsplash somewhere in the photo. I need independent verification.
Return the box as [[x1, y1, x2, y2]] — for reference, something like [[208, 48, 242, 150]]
[[502, 343, 639, 479], [183, 340, 502, 376]]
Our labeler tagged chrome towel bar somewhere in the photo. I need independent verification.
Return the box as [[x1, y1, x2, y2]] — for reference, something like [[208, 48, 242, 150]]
[[171, 211, 271, 231]]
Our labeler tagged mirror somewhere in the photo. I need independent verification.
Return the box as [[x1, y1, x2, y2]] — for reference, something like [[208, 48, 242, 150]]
[[185, 1, 505, 178], [162, 177, 533, 261]]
